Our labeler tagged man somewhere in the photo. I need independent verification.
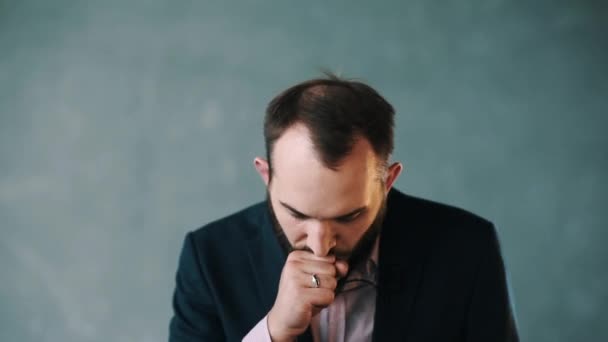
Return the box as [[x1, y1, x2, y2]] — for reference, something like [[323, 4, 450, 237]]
[[169, 75, 519, 341]]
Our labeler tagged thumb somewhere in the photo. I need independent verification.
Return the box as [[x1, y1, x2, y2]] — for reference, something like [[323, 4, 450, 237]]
[[335, 260, 349, 279]]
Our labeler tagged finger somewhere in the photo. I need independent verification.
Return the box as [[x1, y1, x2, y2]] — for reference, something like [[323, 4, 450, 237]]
[[294, 260, 337, 277], [300, 272, 337, 290], [304, 288, 335, 308], [335, 260, 349, 279], [289, 250, 336, 263]]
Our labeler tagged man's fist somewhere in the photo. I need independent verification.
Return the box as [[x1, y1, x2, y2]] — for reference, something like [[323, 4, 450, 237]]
[[267, 250, 349, 342]]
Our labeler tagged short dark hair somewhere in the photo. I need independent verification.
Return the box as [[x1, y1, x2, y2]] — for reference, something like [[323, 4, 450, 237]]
[[264, 73, 395, 176]]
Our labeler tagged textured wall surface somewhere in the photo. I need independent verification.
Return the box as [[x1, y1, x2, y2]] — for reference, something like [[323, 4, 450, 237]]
[[1, 0, 606, 341]]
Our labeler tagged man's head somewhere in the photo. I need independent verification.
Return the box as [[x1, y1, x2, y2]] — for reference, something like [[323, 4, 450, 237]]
[[254, 74, 403, 263]]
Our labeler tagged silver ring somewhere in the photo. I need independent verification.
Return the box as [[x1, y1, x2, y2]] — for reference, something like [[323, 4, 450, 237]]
[[311, 274, 320, 288]]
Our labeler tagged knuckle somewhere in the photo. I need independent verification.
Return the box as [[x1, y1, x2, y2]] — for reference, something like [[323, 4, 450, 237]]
[[285, 259, 300, 270], [323, 264, 336, 276], [324, 290, 335, 302], [327, 277, 337, 289]]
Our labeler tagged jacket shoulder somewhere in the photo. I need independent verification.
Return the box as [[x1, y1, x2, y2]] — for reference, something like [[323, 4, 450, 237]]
[[188, 201, 267, 253], [389, 189, 497, 243], [399, 191, 490, 225]]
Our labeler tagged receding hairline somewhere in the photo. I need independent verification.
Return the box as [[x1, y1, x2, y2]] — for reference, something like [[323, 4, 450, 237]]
[[302, 84, 330, 97], [269, 121, 389, 180]]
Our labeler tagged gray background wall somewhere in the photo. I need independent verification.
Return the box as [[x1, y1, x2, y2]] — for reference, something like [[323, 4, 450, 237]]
[[1, 0, 606, 341]]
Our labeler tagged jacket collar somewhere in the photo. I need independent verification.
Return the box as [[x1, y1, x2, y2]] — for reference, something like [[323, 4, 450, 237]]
[[246, 202, 286, 313]]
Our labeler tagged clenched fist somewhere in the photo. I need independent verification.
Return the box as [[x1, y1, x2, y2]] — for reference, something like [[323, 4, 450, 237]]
[[267, 250, 349, 342]]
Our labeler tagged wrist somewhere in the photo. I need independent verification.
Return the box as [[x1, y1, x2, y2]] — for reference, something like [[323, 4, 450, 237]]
[[267, 309, 295, 342]]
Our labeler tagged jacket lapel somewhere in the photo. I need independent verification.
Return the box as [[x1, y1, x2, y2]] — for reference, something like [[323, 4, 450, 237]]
[[372, 190, 431, 342], [246, 203, 286, 317]]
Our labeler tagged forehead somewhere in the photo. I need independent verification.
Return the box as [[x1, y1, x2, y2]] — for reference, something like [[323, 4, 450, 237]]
[[270, 123, 380, 215]]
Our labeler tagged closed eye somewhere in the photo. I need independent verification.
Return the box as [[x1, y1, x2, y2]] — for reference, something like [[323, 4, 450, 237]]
[[335, 211, 363, 224], [279, 200, 367, 223], [290, 211, 308, 220]]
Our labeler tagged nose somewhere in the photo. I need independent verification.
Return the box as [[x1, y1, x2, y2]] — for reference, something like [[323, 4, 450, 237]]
[[306, 220, 336, 257]]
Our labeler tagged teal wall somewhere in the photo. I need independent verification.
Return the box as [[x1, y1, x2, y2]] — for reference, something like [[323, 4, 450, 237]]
[[1, 0, 606, 341]]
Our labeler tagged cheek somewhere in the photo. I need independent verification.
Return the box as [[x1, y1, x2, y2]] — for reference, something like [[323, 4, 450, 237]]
[[336, 217, 374, 247]]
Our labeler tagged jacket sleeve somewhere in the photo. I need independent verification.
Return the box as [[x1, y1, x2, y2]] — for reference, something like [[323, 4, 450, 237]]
[[169, 232, 224, 341], [465, 224, 519, 342]]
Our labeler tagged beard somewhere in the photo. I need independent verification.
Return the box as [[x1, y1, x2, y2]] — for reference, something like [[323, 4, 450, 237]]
[[266, 191, 387, 272]]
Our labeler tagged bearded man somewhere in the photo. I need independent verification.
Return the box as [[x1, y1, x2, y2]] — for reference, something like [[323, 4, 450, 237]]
[[168, 75, 519, 342]]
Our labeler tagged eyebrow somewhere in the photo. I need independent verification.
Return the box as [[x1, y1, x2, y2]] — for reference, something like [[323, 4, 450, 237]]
[[279, 201, 367, 221]]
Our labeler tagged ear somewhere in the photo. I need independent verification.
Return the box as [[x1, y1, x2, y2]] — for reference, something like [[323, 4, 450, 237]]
[[384, 162, 403, 192], [253, 157, 270, 186]]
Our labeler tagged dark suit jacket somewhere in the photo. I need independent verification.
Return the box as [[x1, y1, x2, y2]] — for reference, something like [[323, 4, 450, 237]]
[[169, 189, 519, 341]]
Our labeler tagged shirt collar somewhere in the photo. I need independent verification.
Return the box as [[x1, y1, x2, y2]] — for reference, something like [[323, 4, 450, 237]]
[[346, 234, 381, 284], [370, 234, 380, 266]]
